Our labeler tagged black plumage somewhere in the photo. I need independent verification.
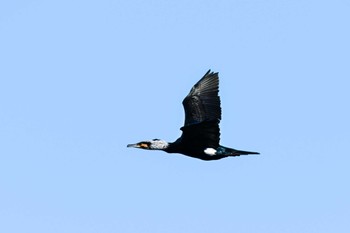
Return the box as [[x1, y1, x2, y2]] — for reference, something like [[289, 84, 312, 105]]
[[127, 70, 259, 160]]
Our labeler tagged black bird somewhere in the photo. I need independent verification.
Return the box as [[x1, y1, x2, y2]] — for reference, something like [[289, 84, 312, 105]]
[[127, 70, 259, 160]]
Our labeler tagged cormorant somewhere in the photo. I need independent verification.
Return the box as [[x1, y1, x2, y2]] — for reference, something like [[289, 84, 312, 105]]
[[127, 70, 259, 160]]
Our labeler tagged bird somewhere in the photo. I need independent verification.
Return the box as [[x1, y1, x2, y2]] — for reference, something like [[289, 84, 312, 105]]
[[127, 70, 259, 160]]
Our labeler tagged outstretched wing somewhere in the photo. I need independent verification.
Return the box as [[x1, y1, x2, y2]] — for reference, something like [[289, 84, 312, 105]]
[[182, 70, 221, 127]]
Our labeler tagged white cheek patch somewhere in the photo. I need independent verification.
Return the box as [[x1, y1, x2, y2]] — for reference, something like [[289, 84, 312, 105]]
[[204, 148, 217, 156]]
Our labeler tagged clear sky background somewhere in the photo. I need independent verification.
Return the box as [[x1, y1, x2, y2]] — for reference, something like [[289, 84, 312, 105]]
[[1, 0, 349, 232]]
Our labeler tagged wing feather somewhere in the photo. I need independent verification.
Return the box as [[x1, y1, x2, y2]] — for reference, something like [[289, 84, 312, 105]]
[[182, 70, 221, 126]]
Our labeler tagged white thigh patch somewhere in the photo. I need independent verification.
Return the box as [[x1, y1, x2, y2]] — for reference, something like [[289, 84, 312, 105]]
[[204, 148, 217, 156]]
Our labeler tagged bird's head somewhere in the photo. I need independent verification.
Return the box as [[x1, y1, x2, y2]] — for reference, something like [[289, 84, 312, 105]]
[[127, 139, 169, 150]]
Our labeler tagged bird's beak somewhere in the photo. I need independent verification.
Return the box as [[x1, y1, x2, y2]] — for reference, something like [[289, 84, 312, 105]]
[[127, 143, 139, 148]]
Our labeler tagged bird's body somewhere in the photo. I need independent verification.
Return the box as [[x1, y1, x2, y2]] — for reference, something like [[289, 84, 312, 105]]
[[127, 70, 259, 160]]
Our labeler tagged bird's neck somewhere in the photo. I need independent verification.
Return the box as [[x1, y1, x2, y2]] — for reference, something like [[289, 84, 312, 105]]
[[163, 141, 181, 153]]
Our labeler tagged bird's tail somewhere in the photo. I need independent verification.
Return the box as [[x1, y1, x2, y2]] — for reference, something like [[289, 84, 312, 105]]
[[232, 149, 260, 155], [218, 146, 260, 156]]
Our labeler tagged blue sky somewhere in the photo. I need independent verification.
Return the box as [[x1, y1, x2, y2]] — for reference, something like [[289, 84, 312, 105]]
[[1, 0, 349, 232]]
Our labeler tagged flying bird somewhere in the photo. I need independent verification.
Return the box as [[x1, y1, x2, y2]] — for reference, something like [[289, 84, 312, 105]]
[[127, 70, 259, 160]]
